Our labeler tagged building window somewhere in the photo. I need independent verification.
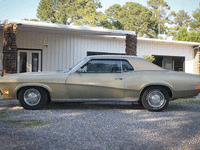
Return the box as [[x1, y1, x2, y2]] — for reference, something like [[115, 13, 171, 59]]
[[153, 55, 185, 72], [87, 51, 125, 56]]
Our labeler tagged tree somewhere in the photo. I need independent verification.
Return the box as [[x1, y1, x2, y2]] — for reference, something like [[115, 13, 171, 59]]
[[99, 4, 123, 30], [190, 4, 200, 30], [173, 10, 190, 27], [174, 26, 188, 41], [23, 19, 40, 22], [147, 0, 170, 35], [37, 0, 102, 26], [167, 10, 190, 36], [120, 2, 158, 38], [37, 0, 56, 23], [100, 2, 158, 38], [187, 30, 199, 42], [174, 26, 200, 42]]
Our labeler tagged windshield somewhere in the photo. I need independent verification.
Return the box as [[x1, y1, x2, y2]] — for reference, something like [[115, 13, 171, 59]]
[[64, 58, 89, 74]]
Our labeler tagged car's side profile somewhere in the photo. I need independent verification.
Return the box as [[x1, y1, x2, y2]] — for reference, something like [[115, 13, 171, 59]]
[[0, 55, 200, 111]]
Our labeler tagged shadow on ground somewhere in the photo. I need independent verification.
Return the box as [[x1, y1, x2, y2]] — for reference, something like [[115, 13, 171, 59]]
[[1, 99, 200, 112], [44, 102, 145, 110]]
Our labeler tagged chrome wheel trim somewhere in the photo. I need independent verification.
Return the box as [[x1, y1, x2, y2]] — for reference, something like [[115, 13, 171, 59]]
[[24, 88, 41, 106], [147, 90, 165, 108]]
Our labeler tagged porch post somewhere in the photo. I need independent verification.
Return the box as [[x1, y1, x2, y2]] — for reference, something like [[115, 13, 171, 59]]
[[194, 46, 200, 75], [3, 23, 18, 76], [125, 34, 137, 56]]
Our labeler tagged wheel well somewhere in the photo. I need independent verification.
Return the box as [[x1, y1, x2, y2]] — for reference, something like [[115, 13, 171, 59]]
[[17, 86, 51, 103], [140, 85, 172, 100]]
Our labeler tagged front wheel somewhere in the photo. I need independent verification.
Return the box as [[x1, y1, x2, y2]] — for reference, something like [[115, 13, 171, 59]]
[[141, 87, 169, 112], [18, 87, 48, 110]]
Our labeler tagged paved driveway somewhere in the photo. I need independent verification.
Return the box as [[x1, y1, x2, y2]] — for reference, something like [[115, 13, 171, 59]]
[[0, 100, 200, 150]]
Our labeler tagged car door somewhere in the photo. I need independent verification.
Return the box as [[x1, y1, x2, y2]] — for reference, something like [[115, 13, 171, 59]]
[[66, 59, 124, 99], [121, 59, 140, 98]]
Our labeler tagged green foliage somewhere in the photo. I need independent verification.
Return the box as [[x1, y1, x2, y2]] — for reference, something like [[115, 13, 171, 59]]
[[0, 118, 48, 127], [100, 2, 158, 38], [37, 0, 102, 26], [23, 18, 40, 22], [187, 30, 199, 42], [99, 4, 123, 30], [174, 26, 200, 42], [121, 2, 158, 37], [173, 10, 190, 27], [147, 0, 170, 34], [143, 55, 155, 62], [174, 26, 188, 41], [167, 10, 191, 37], [190, 7, 200, 30], [169, 99, 200, 105], [37, 0, 56, 23]]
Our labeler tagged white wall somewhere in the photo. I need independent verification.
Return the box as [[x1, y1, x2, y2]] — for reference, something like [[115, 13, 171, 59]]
[[15, 30, 195, 74], [0, 29, 196, 74], [137, 40, 194, 74], [17, 30, 125, 72]]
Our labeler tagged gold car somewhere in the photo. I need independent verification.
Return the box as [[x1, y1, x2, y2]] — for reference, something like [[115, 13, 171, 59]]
[[0, 55, 200, 111]]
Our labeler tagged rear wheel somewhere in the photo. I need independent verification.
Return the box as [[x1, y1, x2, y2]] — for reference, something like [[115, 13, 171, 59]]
[[18, 87, 48, 110], [141, 87, 169, 112]]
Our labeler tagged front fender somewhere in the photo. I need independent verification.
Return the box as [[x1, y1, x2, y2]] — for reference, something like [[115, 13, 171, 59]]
[[14, 83, 52, 97]]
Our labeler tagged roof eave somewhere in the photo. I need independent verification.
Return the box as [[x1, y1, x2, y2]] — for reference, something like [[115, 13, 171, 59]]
[[0, 19, 135, 36]]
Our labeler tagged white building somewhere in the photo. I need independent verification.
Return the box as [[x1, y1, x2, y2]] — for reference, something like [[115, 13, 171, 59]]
[[0, 19, 200, 75]]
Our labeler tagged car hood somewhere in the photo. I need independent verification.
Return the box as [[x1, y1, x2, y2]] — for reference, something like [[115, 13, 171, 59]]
[[4, 71, 64, 77], [0, 71, 70, 83]]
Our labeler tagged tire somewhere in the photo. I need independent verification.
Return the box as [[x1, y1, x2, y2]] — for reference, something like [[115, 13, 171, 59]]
[[137, 99, 144, 107], [141, 86, 169, 112], [18, 87, 48, 110]]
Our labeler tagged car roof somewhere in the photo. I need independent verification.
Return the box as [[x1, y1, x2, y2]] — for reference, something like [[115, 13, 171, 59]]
[[86, 55, 145, 60], [86, 55, 164, 71]]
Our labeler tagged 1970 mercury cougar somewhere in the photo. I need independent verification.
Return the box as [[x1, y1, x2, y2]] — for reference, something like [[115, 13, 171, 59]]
[[0, 55, 200, 111]]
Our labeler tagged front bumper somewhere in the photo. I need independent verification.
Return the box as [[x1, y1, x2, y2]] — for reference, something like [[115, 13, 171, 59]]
[[0, 89, 17, 100]]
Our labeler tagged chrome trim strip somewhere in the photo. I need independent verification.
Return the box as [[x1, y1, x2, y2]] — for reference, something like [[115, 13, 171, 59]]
[[51, 98, 139, 102]]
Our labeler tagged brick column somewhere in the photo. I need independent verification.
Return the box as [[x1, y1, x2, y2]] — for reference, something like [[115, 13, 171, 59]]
[[194, 47, 200, 75], [3, 23, 18, 76], [125, 34, 137, 56]]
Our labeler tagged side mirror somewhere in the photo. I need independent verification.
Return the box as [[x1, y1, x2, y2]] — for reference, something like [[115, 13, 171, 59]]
[[76, 69, 83, 73]]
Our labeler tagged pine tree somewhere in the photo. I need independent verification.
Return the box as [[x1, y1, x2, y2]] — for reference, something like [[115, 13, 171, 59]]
[[37, 0, 102, 26]]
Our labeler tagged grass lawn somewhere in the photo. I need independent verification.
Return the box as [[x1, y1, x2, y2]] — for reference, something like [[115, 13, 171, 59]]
[[169, 98, 200, 105]]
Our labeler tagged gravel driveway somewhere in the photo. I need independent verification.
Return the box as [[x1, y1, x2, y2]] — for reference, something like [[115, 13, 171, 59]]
[[0, 99, 200, 150]]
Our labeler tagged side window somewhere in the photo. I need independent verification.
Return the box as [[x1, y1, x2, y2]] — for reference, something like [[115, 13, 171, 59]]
[[122, 60, 134, 72], [78, 59, 122, 73]]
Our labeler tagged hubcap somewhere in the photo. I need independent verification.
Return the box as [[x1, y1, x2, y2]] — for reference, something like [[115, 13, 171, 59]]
[[147, 90, 165, 108], [24, 88, 41, 106]]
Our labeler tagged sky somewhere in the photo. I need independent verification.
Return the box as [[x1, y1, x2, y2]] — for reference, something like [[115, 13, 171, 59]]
[[0, 0, 199, 21]]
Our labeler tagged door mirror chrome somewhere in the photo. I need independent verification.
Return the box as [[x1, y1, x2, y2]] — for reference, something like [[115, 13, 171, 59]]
[[76, 68, 83, 73]]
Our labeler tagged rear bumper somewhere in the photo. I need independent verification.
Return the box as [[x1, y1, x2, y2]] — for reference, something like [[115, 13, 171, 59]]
[[172, 89, 200, 99]]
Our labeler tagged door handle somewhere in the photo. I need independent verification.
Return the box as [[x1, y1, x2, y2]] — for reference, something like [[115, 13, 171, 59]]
[[115, 78, 123, 80]]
